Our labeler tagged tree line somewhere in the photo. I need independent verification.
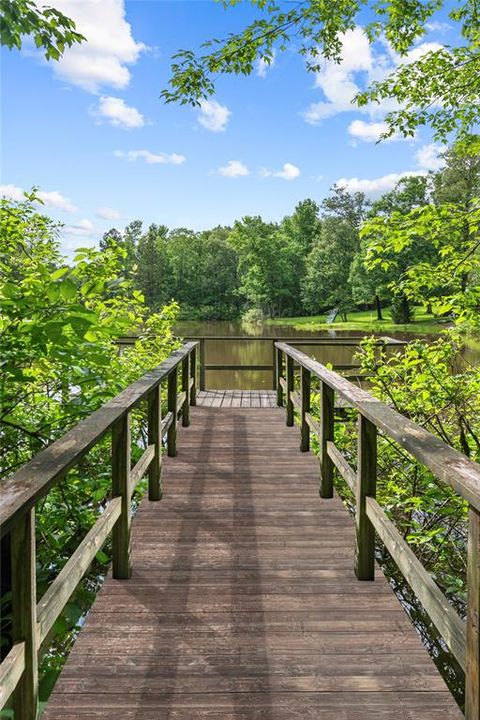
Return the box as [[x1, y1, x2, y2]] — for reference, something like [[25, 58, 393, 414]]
[[102, 136, 480, 324]]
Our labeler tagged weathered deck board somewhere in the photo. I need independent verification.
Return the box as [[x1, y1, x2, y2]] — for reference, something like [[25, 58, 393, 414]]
[[197, 390, 277, 407], [43, 407, 462, 719]]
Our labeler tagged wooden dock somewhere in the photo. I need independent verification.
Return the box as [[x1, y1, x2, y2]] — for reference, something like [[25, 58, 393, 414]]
[[43, 406, 462, 720]]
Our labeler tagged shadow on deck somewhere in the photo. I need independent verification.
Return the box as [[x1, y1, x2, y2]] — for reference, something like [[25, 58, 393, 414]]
[[43, 406, 462, 720]]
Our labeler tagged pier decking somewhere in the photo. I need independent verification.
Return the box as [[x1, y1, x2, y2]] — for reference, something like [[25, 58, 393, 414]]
[[43, 405, 462, 719]]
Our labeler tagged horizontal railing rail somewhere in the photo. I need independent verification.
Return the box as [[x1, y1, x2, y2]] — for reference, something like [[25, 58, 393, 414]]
[[176, 335, 405, 391], [0, 341, 198, 720], [275, 341, 480, 719]]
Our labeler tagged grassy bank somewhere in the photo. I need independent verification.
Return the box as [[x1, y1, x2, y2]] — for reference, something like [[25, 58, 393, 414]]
[[267, 308, 449, 335]]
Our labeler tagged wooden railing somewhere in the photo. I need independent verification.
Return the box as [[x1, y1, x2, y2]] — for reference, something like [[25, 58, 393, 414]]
[[275, 341, 480, 719], [181, 335, 405, 390], [0, 341, 198, 720]]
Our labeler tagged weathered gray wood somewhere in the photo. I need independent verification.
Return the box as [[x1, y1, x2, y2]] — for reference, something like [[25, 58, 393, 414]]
[[190, 347, 197, 406], [0, 642, 25, 710], [112, 415, 131, 580], [275, 342, 480, 512], [167, 367, 178, 457], [276, 348, 283, 407], [204, 364, 273, 371], [355, 415, 376, 581], [286, 355, 294, 427], [466, 507, 480, 719], [272, 340, 277, 390], [305, 411, 320, 436], [366, 497, 466, 670], [161, 412, 173, 436], [199, 338, 206, 391], [0, 342, 198, 538], [147, 386, 162, 501], [290, 390, 301, 410], [181, 357, 190, 428], [11, 508, 38, 720], [300, 367, 310, 452], [37, 498, 122, 644], [130, 445, 155, 498], [319, 381, 334, 499], [326, 441, 356, 494]]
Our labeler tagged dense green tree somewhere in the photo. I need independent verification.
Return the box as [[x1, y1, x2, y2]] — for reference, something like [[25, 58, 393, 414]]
[[302, 217, 358, 319], [322, 186, 369, 228], [136, 224, 172, 309], [227, 216, 290, 317]]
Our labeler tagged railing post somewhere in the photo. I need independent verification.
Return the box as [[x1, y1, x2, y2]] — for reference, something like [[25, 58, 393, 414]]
[[272, 340, 277, 390], [300, 366, 310, 452], [181, 356, 190, 427], [112, 413, 132, 579], [276, 347, 283, 407], [465, 506, 480, 719], [190, 346, 197, 406], [355, 414, 377, 580], [167, 366, 178, 457], [147, 386, 162, 501], [319, 381, 334, 498], [11, 509, 38, 720], [286, 355, 294, 427], [199, 338, 206, 391]]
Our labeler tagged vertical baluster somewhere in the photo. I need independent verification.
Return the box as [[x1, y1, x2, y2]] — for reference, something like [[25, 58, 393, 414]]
[[319, 381, 334, 498], [465, 506, 480, 719], [11, 509, 38, 720], [286, 355, 294, 427], [272, 340, 277, 390], [276, 348, 283, 407], [300, 366, 310, 452], [190, 346, 197, 406], [148, 386, 162, 501], [112, 413, 131, 579], [199, 338, 206, 391], [355, 414, 377, 580], [181, 356, 190, 427], [167, 366, 178, 457]]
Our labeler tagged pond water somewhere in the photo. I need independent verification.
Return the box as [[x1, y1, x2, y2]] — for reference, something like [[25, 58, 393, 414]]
[[175, 319, 479, 389]]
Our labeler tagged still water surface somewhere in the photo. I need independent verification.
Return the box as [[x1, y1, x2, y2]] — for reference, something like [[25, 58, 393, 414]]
[[175, 319, 479, 389]]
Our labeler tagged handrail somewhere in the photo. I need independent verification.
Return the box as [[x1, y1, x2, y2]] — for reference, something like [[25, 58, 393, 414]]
[[0, 341, 198, 720], [0, 341, 198, 537], [275, 341, 480, 719]]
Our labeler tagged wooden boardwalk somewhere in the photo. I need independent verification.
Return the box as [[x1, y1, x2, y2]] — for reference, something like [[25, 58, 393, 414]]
[[197, 390, 277, 407], [43, 406, 462, 720]]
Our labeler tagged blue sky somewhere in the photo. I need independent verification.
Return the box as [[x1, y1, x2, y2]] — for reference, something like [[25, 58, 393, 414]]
[[1, 0, 456, 254]]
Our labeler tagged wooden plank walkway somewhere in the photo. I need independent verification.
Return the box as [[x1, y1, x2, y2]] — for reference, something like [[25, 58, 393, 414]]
[[43, 406, 462, 720], [197, 390, 277, 407]]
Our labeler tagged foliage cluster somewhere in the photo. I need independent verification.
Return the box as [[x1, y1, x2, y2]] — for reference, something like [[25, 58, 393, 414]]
[[0, 194, 180, 698], [108, 136, 480, 330]]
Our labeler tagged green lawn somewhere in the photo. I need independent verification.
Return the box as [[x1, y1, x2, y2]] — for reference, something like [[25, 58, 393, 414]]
[[267, 308, 450, 335]]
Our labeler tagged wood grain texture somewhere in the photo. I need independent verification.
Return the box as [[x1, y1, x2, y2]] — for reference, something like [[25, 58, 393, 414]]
[[43, 407, 462, 720]]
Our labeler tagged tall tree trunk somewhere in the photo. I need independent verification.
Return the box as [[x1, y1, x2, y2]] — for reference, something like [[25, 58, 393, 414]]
[[375, 294, 383, 321]]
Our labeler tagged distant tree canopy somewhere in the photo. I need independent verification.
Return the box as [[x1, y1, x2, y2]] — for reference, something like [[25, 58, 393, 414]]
[[99, 136, 479, 327], [162, 0, 480, 141]]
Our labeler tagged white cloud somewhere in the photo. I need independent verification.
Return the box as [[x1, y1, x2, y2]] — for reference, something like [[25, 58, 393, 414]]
[[217, 160, 249, 178], [256, 50, 276, 78], [262, 163, 300, 180], [64, 219, 95, 236], [198, 100, 231, 132], [114, 149, 186, 165], [0, 184, 24, 202], [96, 206, 121, 221], [415, 143, 445, 171], [302, 27, 444, 127], [336, 171, 425, 195], [348, 119, 411, 143], [50, 0, 146, 93], [92, 96, 144, 129], [0, 184, 78, 212]]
